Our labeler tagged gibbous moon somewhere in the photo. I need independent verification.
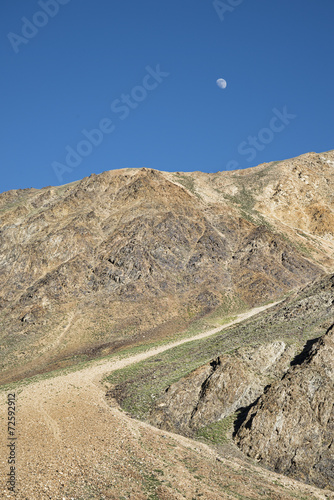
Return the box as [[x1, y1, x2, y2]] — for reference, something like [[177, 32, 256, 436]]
[[216, 78, 227, 89]]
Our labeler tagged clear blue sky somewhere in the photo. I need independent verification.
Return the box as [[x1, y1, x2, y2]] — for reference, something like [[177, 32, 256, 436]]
[[1, 0, 333, 192]]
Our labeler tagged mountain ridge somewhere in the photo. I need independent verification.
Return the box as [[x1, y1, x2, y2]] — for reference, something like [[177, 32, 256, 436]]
[[0, 151, 333, 384]]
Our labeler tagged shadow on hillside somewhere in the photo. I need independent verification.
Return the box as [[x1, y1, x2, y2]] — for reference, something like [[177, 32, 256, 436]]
[[232, 393, 264, 437], [232, 336, 323, 438], [290, 337, 320, 366]]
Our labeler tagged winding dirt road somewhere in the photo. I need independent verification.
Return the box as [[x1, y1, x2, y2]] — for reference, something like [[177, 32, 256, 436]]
[[1, 302, 332, 499]]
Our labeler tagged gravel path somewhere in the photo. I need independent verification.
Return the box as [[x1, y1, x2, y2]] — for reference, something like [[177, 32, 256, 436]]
[[1, 301, 332, 500]]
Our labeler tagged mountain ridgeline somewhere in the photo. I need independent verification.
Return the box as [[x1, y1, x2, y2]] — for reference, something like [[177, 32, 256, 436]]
[[0, 151, 333, 387]]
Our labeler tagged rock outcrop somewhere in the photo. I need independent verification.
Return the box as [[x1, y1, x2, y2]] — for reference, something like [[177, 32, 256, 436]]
[[235, 324, 334, 491], [149, 341, 296, 435], [110, 266, 334, 493]]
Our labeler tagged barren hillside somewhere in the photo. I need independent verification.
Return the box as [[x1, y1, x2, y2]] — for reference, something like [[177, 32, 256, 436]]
[[1, 150, 334, 499], [2, 151, 334, 384], [111, 272, 334, 493]]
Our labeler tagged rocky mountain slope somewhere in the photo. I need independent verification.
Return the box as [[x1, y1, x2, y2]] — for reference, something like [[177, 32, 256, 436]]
[[235, 322, 334, 491], [1, 309, 332, 500], [113, 272, 334, 491], [1, 149, 334, 498], [1, 151, 334, 384], [175, 150, 334, 266], [148, 341, 295, 436]]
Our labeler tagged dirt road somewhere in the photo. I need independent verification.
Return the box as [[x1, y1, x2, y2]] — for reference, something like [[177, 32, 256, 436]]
[[1, 301, 332, 499]]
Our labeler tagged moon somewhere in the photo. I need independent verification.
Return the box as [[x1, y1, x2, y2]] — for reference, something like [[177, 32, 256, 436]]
[[216, 78, 227, 89]]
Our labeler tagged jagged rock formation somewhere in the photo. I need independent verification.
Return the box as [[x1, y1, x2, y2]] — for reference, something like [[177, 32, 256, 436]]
[[148, 341, 296, 435], [132, 273, 334, 491], [235, 324, 334, 491], [1, 151, 334, 383]]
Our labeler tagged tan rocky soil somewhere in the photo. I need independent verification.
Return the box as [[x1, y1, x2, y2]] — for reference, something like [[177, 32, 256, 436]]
[[1, 303, 333, 500]]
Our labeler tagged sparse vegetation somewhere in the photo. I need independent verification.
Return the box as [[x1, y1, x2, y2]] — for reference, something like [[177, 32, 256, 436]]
[[174, 173, 201, 198], [224, 184, 256, 213], [106, 282, 332, 421], [195, 415, 236, 444]]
